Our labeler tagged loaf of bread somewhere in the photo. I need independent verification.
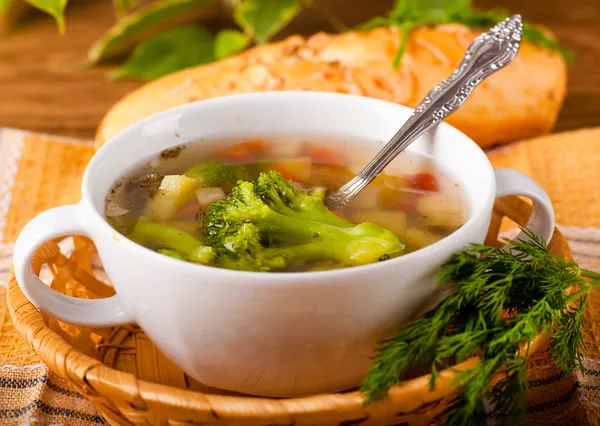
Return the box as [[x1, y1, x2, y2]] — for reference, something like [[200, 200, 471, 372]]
[[96, 24, 568, 150]]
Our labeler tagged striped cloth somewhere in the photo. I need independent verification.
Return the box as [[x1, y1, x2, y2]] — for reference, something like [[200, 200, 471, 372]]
[[0, 127, 600, 425]]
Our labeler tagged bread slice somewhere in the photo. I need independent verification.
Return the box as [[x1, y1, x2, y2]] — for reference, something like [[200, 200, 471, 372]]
[[96, 24, 568, 150]]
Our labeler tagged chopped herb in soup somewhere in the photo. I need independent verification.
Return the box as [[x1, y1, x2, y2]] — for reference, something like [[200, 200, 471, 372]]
[[105, 138, 468, 272]]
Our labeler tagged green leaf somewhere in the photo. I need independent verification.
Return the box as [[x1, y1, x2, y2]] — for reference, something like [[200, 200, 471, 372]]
[[365, 0, 573, 67], [523, 22, 575, 62], [87, 0, 218, 64], [389, 0, 470, 24], [113, 0, 144, 17], [233, 0, 301, 44], [0, 0, 14, 15], [24, 0, 67, 33], [214, 29, 250, 59], [108, 24, 216, 81], [360, 16, 395, 31], [411, 0, 469, 18], [392, 22, 414, 68]]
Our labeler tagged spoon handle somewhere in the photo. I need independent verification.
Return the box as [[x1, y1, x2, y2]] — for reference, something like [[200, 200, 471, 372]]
[[326, 15, 523, 210]]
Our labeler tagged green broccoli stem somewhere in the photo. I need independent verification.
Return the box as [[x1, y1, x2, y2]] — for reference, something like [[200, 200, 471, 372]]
[[129, 219, 214, 264], [254, 210, 404, 265], [254, 209, 339, 243], [264, 243, 346, 265], [129, 219, 200, 252], [261, 239, 403, 269]]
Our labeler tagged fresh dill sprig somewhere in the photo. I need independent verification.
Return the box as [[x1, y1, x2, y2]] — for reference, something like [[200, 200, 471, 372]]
[[361, 228, 600, 425], [361, 0, 574, 68]]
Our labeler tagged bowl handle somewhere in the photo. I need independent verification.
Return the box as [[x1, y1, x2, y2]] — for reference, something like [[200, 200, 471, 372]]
[[13, 203, 134, 327], [494, 168, 555, 245]]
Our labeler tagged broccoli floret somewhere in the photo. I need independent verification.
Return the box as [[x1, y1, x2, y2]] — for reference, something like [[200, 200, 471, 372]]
[[204, 171, 404, 271], [213, 222, 288, 271], [184, 161, 263, 187], [184, 161, 238, 187], [253, 170, 350, 227], [129, 219, 215, 264]]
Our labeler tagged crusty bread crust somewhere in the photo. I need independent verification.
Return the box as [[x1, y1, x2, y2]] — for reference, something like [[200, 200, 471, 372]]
[[96, 24, 567, 150]]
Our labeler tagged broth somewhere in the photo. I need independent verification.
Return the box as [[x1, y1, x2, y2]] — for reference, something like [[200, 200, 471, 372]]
[[105, 137, 468, 272]]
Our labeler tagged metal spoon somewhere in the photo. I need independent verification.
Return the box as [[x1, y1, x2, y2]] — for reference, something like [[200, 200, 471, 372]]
[[326, 14, 523, 211]]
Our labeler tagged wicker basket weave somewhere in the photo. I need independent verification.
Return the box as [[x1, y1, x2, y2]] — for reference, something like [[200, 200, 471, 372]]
[[7, 195, 572, 426]]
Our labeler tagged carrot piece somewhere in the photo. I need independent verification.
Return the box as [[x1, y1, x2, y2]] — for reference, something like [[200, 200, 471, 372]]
[[218, 145, 252, 162], [268, 157, 312, 182], [270, 165, 296, 181], [240, 140, 268, 156], [395, 202, 416, 212], [176, 200, 200, 219], [405, 173, 438, 192], [216, 140, 268, 162], [305, 146, 340, 165]]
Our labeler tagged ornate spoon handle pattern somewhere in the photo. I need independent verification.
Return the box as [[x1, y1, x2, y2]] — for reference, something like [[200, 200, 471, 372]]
[[326, 15, 523, 211]]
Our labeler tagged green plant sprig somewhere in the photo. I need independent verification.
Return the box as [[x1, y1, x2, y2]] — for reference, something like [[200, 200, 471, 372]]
[[6, 0, 572, 81], [361, 228, 600, 425], [362, 0, 574, 68]]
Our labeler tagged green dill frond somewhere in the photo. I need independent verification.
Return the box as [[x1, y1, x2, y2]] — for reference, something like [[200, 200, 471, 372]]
[[362, 226, 598, 423], [485, 356, 530, 426], [361, 296, 457, 402], [549, 295, 587, 374]]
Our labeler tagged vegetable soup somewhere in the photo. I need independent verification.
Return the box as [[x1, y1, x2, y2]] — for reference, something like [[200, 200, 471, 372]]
[[105, 137, 468, 272]]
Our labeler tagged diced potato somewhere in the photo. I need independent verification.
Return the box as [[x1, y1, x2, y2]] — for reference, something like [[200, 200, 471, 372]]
[[196, 187, 226, 210], [350, 186, 383, 210], [347, 167, 386, 186], [377, 186, 411, 210], [417, 194, 461, 214], [382, 174, 407, 189], [417, 194, 465, 228], [269, 156, 312, 182], [405, 228, 444, 250], [349, 210, 407, 237], [267, 139, 302, 158], [144, 175, 201, 221], [309, 164, 355, 189]]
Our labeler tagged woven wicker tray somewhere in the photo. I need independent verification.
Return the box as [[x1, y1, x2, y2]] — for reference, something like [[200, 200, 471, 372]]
[[6, 195, 572, 426]]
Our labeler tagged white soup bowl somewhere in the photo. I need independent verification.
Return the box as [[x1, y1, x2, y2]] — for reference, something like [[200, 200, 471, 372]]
[[13, 92, 554, 397]]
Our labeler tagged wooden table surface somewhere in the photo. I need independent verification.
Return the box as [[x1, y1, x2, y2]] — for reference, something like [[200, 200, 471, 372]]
[[0, 0, 598, 141]]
